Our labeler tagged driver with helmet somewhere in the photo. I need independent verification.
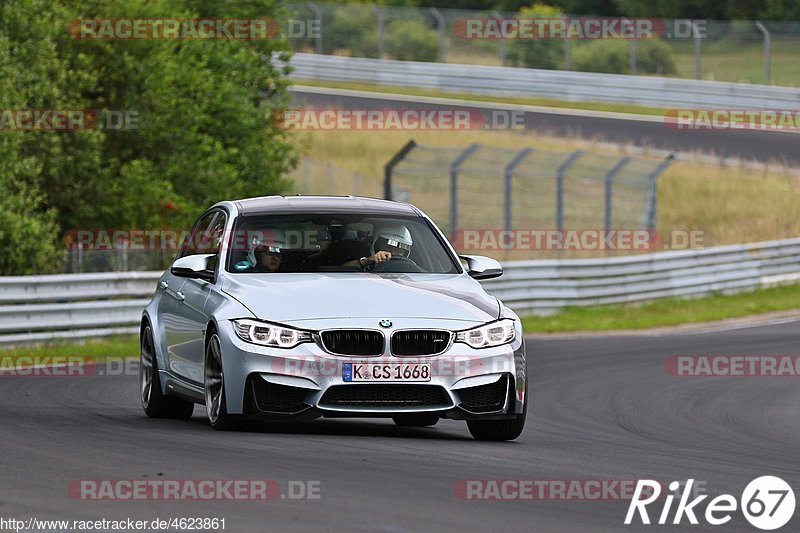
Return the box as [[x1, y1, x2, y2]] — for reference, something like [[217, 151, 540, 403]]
[[344, 223, 413, 270]]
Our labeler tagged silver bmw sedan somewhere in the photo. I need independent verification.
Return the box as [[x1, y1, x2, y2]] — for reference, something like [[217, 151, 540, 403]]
[[140, 195, 527, 440]]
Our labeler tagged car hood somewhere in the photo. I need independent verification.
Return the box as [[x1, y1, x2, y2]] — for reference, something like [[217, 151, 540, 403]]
[[221, 273, 499, 325]]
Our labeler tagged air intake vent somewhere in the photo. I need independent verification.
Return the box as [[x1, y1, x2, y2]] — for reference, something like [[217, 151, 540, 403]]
[[319, 384, 451, 408]]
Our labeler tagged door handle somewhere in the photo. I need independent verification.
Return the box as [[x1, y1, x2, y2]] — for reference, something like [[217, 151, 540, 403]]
[[175, 291, 185, 302], [159, 281, 169, 290]]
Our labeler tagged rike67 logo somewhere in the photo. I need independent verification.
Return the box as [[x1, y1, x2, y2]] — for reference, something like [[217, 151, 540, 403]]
[[626, 477, 795, 530]]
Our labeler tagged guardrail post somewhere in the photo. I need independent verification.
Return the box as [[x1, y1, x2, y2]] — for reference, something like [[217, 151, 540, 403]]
[[429, 8, 446, 62], [372, 6, 386, 57], [307, 2, 322, 54], [644, 153, 675, 231], [555, 150, 584, 233], [450, 143, 481, 239], [383, 139, 417, 200], [504, 148, 533, 232], [755, 20, 771, 85]]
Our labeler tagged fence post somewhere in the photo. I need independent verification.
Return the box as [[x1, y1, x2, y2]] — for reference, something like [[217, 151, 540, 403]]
[[555, 150, 584, 232], [644, 153, 675, 231], [563, 32, 571, 70], [307, 2, 323, 54], [372, 6, 385, 57], [492, 11, 505, 66], [450, 144, 481, 239], [384, 139, 417, 200], [429, 8, 446, 62], [755, 20, 771, 85], [504, 148, 533, 232], [302, 158, 310, 193], [630, 39, 637, 75], [603, 156, 631, 232], [692, 20, 702, 80]]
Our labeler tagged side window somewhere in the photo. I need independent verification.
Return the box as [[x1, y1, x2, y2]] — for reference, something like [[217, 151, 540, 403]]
[[177, 211, 217, 259], [205, 212, 227, 271]]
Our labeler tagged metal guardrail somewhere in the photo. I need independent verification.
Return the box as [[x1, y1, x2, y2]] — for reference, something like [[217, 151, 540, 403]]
[[3, 238, 800, 344], [481, 238, 800, 315], [288, 53, 800, 110], [0, 272, 160, 345]]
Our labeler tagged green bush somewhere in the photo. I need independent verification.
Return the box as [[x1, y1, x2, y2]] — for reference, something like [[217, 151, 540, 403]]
[[385, 20, 439, 62], [506, 4, 565, 70], [323, 8, 381, 57], [572, 39, 675, 75]]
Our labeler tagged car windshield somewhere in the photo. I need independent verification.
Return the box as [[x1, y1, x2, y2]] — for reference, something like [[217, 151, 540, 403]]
[[225, 213, 461, 274]]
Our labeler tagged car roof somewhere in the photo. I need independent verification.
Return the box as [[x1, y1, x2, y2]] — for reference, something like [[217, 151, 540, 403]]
[[232, 195, 421, 216]]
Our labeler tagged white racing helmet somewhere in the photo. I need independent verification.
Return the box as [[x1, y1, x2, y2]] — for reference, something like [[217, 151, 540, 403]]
[[373, 223, 413, 258], [246, 228, 286, 267]]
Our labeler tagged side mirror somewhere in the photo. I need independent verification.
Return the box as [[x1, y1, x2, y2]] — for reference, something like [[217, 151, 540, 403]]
[[459, 255, 503, 280], [171, 254, 216, 281]]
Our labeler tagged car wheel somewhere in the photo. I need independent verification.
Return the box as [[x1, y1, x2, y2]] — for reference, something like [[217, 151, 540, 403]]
[[140, 325, 195, 419], [466, 388, 527, 441], [392, 413, 439, 427], [205, 332, 237, 430]]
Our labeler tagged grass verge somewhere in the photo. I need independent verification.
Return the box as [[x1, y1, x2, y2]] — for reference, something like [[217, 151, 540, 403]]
[[0, 334, 139, 364], [521, 283, 800, 333]]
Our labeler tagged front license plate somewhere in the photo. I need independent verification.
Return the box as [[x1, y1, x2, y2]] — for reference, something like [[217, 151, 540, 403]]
[[343, 363, 431, 382]]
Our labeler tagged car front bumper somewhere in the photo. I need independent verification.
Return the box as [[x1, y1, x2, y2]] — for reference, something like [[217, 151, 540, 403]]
[[216, 319, 527, 420]]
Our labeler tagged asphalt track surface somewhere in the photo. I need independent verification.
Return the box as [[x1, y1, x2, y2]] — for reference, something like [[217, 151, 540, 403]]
[[2, 322, 799, 532], [290, 87, 800, 165]]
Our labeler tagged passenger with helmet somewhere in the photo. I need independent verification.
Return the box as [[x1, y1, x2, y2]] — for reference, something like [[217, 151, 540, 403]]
[[234, 229, 286, 273]]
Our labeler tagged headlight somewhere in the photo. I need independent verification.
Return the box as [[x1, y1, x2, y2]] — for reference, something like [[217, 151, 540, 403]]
[[232, 319, 312, 348], [455, 319, 516, 349]]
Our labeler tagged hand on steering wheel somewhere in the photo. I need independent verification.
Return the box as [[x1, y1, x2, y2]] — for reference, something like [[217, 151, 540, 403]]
[[369, 253, 419, 272]]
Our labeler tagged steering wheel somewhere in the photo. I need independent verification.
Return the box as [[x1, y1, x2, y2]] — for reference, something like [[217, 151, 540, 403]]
[[371, 255, 423, 273]]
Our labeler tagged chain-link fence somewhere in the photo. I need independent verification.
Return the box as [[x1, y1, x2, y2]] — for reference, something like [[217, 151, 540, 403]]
[[384, 140, 673, 258], [284, 3, 800, 87]]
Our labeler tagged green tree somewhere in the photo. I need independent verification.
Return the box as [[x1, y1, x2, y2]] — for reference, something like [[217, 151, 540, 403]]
[[0, 0, 296, 274]]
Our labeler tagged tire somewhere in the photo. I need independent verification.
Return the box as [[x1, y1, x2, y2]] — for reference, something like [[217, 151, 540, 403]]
[[140, 325, 195, 419], [392, 413, 439, 427], [204, 332, 238, 430], [466, 388, 527, 441]]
